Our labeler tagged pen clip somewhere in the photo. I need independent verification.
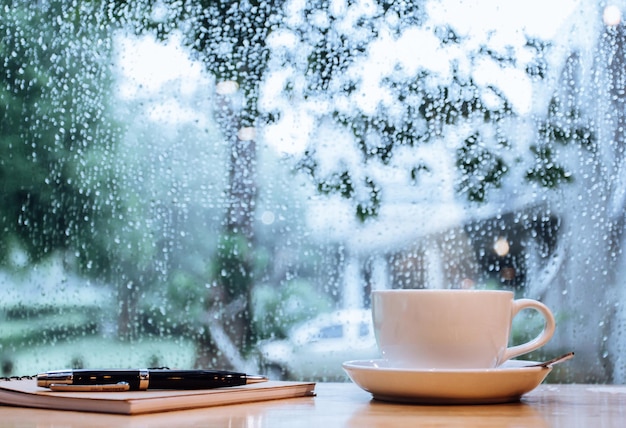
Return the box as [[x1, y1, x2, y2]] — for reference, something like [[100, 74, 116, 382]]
[[49, 382, 131, 392]]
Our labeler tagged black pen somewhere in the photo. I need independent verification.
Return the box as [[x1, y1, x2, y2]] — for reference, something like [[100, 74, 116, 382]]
[[37, 369, 269, 392]]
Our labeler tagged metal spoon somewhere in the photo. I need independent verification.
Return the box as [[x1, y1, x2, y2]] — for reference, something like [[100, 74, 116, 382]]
[[524, 352, 575, 368]]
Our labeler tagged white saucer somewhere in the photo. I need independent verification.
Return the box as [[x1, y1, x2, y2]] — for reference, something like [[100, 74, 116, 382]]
[[342, 359, 552, 404]]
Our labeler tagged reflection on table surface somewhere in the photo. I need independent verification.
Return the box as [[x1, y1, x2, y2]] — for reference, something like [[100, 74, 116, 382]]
[[2, 383, 626, 427]]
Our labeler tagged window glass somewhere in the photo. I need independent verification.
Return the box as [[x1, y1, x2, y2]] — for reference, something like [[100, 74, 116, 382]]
[[1, 0, 625, 383]]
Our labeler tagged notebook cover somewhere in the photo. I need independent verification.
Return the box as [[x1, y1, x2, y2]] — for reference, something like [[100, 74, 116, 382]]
[[0, 378, 316, 415]]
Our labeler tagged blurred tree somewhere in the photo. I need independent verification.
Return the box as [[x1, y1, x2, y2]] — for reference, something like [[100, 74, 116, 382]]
[[3, 0, 606, 377], [108, 0, 591, 366], [112, 0, 284, 367], [187, 0, 282, 366], [262, 1, 582, 217], [0, 1, 120, 270], [0, 3, 116, 364], [0, 1, 159, 341]]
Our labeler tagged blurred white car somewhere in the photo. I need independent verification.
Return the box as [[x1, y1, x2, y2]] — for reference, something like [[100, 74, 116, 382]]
[[257, 309, 379, 381]]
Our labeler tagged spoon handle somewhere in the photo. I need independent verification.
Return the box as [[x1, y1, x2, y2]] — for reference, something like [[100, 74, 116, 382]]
[[526, 352, 575, 368]]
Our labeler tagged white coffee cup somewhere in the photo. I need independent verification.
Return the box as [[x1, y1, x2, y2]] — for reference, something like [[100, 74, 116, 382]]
[[371, 289, 556, 369]]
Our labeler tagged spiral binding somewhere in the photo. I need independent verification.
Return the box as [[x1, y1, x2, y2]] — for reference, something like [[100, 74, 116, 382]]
[[0, 374, 35, 381]]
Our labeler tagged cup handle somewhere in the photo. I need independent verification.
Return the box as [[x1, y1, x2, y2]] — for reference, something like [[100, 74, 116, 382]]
[[501, 298, 556, 362]]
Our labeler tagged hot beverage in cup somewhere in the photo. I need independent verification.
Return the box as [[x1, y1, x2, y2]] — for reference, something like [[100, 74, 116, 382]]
[[371, 289, 555, 369]]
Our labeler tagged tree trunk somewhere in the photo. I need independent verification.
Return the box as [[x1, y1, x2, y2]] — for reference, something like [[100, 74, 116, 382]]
[[195, 84, 258, 369]]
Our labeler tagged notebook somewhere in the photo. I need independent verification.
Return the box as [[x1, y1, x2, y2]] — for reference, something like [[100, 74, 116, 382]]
[[0, 377, 316, 415]]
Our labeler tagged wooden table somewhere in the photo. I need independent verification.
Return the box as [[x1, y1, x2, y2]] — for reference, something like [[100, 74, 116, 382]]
[[2, 383, 625, 427]]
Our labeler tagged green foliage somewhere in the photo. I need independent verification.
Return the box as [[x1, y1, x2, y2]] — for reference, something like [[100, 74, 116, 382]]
[[264, 3, 592, 221], [252, 279, 333, 340], [456, 133, 509, 202], [525, 145, 573, 188], [273, 2, 525, 220], [356, 178, 381, 222], [167, 271, 207, 318], [213, 232, 256, 300], [0, 307, 99, 349], [121, 0, 282, 127], [526, 104, 595, 188], [0, 1, 123, 276], [317, 171, 355, 199]]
